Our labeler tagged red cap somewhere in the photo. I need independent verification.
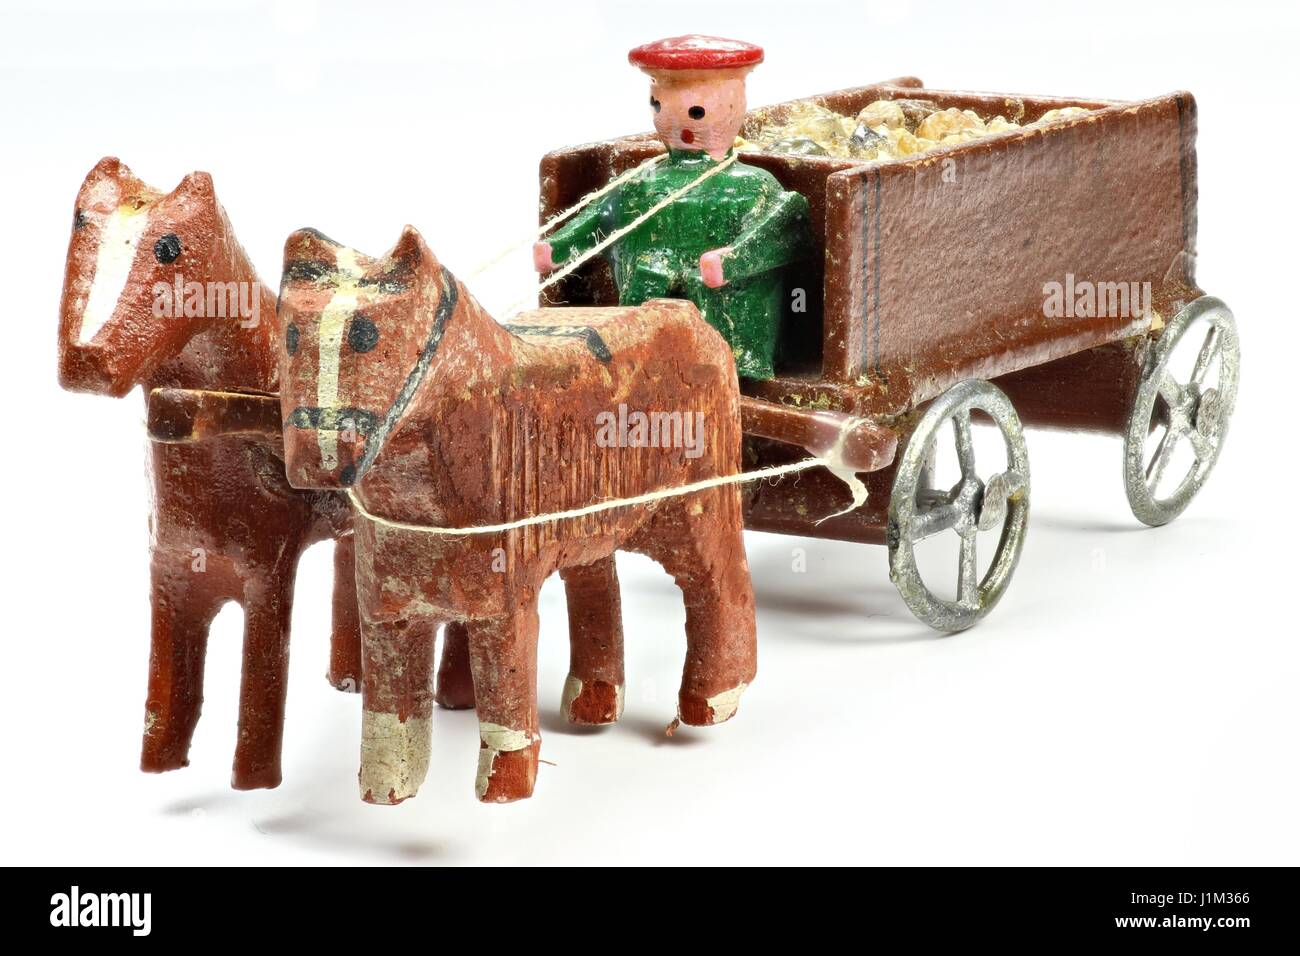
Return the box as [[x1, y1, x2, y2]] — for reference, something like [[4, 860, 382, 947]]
[[628, 35, 764, 72]]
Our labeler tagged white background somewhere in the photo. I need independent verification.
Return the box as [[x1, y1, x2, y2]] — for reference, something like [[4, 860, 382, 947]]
[[2, 0, 1295, 865]]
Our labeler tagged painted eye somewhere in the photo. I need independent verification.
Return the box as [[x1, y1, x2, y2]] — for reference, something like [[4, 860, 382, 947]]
[[286, 323, 299, 355], [650, 96, 661, 113], [688, 105, 705, 120], [348, 315, 379, 352], [154, 233, 182, 263]]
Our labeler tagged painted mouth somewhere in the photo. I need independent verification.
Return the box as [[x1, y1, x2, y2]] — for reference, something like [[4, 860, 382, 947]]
[[680, 129, 695, 144], [286, 405, 379, 434]]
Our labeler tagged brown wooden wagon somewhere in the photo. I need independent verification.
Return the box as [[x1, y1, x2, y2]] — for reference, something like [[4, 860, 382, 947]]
[[538, 76, 1240, 630]]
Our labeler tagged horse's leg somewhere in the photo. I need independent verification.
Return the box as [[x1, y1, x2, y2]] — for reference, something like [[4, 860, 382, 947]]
[[359, 616, 438, 804], [141, 548, 226, 774], [466, 601, 541, 802], [559, 555, 625, 725], [231, 554, 301, 790], [327, 534, 363, 692], [635, 492, 757, 728], [434, 622, 475, 710]]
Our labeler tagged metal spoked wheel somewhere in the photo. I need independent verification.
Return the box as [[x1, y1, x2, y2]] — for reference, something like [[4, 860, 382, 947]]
[[1124, 296, 1240, 527], [888, 380, 1030, 632]]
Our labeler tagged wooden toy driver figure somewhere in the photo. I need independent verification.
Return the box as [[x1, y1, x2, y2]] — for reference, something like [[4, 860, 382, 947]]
[[534, 35, 812, 380]]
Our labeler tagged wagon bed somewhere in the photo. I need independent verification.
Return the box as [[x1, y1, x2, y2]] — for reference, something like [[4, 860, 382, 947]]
[[538, 77, 1237, 629]]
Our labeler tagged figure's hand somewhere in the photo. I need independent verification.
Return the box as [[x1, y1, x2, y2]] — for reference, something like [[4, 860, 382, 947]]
[[700, 247, 732, 289], [533, 241, 555, 273]]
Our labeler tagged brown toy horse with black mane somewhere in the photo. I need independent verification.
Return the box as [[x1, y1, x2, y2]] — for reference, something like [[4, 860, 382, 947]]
[[278, 224, 757, 804], [53, 159, 480, 789]]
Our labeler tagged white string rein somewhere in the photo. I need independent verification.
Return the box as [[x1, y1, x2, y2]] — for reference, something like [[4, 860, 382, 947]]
[[347, 456, 831, 537], [466, 155, 666, 280], [499, 152, 740, 319]]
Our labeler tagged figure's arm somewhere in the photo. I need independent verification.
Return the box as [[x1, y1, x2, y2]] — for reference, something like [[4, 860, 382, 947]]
[[700, 189, 813, 288], [534, 193, 610, 272], [727, 189, 814, 281]]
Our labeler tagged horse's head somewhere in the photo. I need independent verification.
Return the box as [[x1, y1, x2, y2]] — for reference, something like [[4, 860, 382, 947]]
[[57, 158, 223, 396], [278, 224, 454, 489]]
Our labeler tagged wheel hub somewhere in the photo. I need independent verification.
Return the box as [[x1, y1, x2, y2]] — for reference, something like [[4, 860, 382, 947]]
[[1195, 387, 1222, 439], [953, 476, 983, 535], [977, 473, 1011, 531]]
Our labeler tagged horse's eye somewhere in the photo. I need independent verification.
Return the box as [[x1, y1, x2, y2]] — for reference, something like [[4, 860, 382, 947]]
[[154, 233, 182, 263], [688, 105, 705, 120], [348, 316, 379, 353], [285, 323, 299, 355], [650, 97, 661, 113]]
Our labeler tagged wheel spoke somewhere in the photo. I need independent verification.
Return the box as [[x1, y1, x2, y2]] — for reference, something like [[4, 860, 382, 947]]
[[1189, 326, 1222, 386], [1146, 427, 1180, 488], [1158, 372, 1185, 408], [953, 413, 976, 478], [957, 532, 979, 607]]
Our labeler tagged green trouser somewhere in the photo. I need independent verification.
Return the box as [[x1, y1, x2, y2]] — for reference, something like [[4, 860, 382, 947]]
[[623, 263, 785, 380]]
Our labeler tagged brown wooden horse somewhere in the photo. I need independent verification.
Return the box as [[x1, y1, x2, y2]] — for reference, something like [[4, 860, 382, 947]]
[[55, 158, 383, 789], [278, 225, 757, 804]]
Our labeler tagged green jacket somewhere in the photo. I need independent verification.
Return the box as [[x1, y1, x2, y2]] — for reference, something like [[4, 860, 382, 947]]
[[547, 148, 812, 379]]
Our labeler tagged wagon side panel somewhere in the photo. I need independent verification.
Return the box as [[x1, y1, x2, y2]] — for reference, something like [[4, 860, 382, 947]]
[[855, 93, 1199, 407]]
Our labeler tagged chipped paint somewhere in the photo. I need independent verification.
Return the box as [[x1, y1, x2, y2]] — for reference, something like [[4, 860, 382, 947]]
[[479, 721, 532, 751], [560, 676, 627, 723], [705, 681, 747, 722], [81, 203, 149, 342], [359, 710, 431, 803], [474, 721, 533, 799], [560, 674, 584, 716]]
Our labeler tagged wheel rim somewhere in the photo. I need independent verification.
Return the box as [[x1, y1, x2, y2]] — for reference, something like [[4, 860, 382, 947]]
[[888, 380, 1030, 632], [1124, 296, 1239, 527]]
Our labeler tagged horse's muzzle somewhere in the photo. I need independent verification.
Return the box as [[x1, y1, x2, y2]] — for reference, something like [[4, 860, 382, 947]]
[[283, 405, 377, 489], [58, 342, 128, 397]]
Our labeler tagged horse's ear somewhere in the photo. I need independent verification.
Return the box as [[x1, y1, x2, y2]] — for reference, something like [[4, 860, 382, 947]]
[[389, 224, 429, 269], [171, 171, 214, 201], [283, 227, 342, 267], [80, 156, 141, 199], [89, 156, 127, 180]]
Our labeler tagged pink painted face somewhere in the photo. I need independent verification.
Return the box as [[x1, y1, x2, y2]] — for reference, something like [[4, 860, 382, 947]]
[[647, 68, 749, 160]]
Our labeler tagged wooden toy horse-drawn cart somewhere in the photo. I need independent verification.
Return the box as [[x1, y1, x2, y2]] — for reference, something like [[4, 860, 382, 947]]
[[539, 76, 1239, 630], [52, 70, 1240, 804]]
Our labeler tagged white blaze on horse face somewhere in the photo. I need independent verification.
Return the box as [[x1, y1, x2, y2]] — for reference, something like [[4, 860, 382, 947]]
[[80, 204, 150, 342], [315, 247, 361, 470]]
